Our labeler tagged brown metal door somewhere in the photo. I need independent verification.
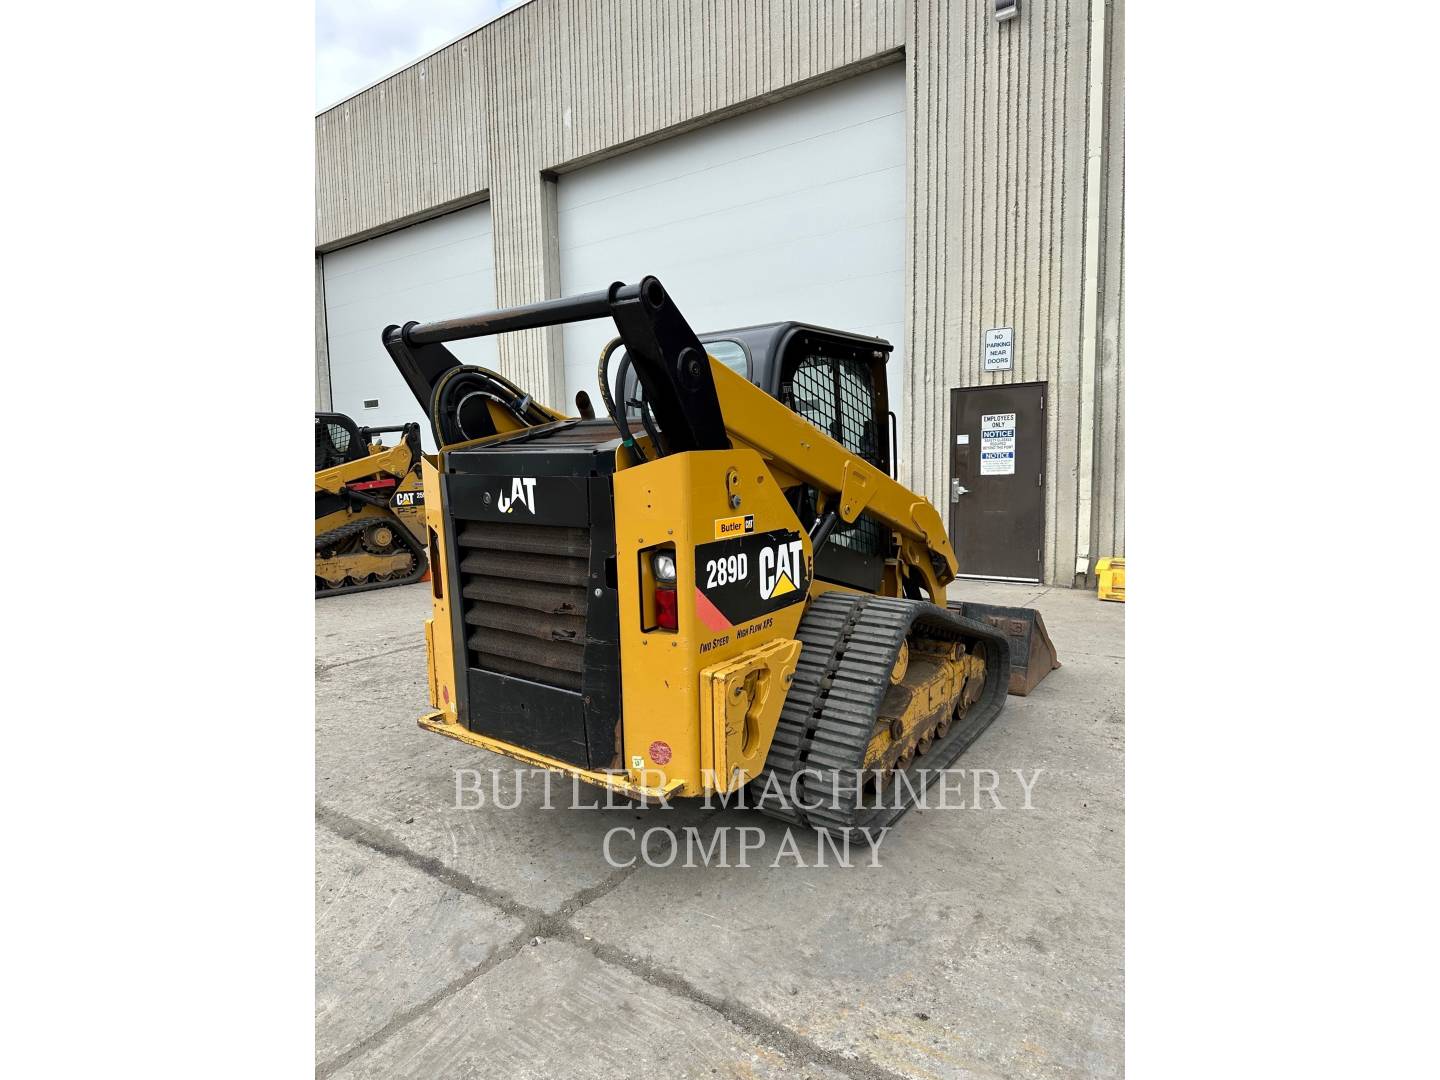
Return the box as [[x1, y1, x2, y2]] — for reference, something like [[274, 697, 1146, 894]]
[[948, 382, 1046, 581]]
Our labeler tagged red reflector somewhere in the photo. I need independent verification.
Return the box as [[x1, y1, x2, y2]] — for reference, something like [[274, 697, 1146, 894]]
[[348, 478, 398, 492], [655, 586, 678, 630]]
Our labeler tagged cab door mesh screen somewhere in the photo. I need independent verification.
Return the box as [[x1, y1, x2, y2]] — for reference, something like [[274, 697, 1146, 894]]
[[784, 352, 887, 557], [785, 353, 882, 466]]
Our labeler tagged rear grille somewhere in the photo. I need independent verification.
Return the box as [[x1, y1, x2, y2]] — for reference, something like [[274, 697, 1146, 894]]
[[455, 521, 590, 691]]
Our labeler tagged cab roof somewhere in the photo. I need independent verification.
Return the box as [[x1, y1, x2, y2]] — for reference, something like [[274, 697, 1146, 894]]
[[697, 321, 893, 396]]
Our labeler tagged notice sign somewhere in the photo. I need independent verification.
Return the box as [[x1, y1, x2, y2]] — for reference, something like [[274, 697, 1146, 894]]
[[980, 413, 1017, 476], [983, 327, 1014, 371]]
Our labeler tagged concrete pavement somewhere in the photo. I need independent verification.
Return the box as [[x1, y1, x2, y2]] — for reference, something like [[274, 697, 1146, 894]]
[[316, 579, 1123, 1078]]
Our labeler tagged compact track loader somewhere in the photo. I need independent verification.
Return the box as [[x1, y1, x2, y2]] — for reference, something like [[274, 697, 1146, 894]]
[[382, 277, 1057, 831], [314, 413, 429, 597]]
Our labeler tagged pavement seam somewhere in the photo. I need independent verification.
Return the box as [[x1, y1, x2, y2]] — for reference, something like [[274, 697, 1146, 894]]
[[316, 809, 909, 1080], [316, 804, 548, 924], [549, 921, 913, 1080], [314, 806, 647, 1077], [314, 929, 529, 1080], [315, 643, 426, 676]]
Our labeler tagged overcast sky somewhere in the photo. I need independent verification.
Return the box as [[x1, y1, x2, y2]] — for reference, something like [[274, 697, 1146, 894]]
[[316, 0, 527, 111]]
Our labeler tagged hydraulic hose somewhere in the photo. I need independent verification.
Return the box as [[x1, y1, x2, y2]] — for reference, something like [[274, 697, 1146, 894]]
[[597, 336, 648, 464], [615, 349, 666, 459]]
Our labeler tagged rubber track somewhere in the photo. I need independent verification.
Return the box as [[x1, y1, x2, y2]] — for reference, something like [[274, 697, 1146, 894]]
[[751, 592, 1012, 833], [315, 516, 428, 599]]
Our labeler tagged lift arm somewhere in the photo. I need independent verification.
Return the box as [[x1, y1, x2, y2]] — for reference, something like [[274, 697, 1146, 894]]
[[706, 359, 958, 597], [315, 425, 421, 498]]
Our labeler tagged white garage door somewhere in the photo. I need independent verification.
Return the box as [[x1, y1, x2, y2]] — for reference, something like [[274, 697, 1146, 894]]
[[557, 64, 906, 428], [321, 204, 497, 450]]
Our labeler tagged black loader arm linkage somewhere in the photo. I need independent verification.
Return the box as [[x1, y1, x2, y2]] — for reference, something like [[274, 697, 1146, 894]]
[[381, 277, 730, 454]]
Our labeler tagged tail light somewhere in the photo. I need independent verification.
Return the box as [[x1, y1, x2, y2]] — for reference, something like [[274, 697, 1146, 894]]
[[649, 548, 678, 631], [655, 585, 678, 630]]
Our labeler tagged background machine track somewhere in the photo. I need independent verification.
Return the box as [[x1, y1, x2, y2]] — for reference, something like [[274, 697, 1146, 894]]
[[314, 517, 428, 598]]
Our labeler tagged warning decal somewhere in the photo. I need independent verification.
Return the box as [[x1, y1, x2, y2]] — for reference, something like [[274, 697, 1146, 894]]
[[980, 413, 1017, 476]]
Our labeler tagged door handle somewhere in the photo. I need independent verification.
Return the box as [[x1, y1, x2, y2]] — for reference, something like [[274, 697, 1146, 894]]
[[950, 479, 969, 502]]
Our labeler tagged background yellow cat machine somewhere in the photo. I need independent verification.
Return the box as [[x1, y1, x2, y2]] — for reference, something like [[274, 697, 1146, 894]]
[[1096, 556, 1126, 602], [381, 277, 1057, 831], [314, 413, 428, 597]]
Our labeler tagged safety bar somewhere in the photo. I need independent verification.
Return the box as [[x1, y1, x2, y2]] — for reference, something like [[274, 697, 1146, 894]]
[[401, 284, 638, 346], [384, 276, 728, 456]]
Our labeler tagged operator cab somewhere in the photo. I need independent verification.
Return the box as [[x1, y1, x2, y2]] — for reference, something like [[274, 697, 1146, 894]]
[[315, 412, 370, 471]]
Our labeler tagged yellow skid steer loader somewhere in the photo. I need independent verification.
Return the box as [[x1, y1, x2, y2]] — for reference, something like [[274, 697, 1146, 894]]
[[380, 278, 1058, 830], [314, 413, 428, 597]]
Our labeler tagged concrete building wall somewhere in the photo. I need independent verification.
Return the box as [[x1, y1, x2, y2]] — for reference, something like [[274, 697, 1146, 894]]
[[314, 0, 1124, 584], [1095, 0, 1125, 567], [315, 255, 331, 411]]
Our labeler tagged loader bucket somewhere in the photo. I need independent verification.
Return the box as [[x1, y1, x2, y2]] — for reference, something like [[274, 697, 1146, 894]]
[[948, 601, 1061, 696]]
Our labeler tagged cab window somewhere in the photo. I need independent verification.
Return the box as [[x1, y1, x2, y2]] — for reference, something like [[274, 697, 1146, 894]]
[[704, 340, 748, 377], [620, 340, 747, 417]]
